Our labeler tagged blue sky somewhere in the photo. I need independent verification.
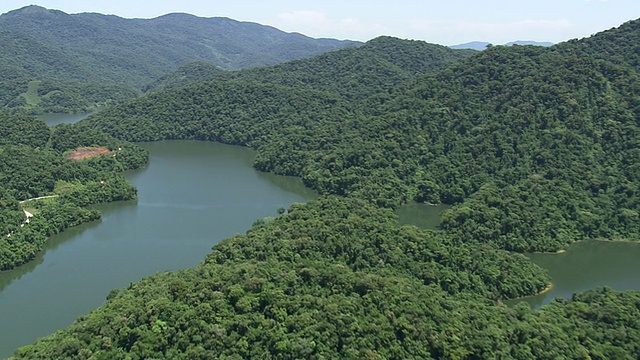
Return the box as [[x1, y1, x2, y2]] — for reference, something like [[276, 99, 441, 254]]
[[1, 0, 639, 45]]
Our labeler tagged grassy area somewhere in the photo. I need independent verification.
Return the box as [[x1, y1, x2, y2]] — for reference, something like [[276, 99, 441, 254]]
[[22, 80, 42, 107], [54, 180, 85, 194]]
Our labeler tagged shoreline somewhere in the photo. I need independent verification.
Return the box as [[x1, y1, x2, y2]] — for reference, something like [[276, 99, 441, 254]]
[[537, 283, 553, 296], [531, 237, 640, 255], [503, 283, 554, 303], [532, 248, 566, 255]]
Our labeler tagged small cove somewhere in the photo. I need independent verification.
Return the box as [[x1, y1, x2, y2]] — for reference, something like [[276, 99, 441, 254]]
[[396, 203, 640, 309], [507, 239, 640, 308]]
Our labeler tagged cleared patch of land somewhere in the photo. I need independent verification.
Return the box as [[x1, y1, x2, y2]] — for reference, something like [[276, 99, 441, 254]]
[[66, 146, 110, 160]]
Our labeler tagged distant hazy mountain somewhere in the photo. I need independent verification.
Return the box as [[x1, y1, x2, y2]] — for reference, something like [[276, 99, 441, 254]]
[[0, 5, 360, 85], [450, 40, 554, 50], [505, 40, 554, 47], [449, 41, 492, 50]]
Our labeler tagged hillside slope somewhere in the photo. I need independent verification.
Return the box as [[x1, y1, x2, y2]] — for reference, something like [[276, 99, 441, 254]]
[[0, 113, 149, 270], [146, 36, 477, 95], [10, 198, 640, 359]]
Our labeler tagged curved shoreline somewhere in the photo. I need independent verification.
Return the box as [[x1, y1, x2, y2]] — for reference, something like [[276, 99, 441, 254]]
[[502, 283, 554, 304], [594, 238, 640, 244], [537, 283, 553, 296], [533, 238, 640, 255]]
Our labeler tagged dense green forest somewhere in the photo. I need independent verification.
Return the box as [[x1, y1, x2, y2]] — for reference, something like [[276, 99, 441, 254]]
[[0, 30, 140, 114], [143, 62, 226, 93], [5, 14, 640, 360], [0, 113, 148, 270], [0, 5, 358, 79], [0, 5, 359, 114]]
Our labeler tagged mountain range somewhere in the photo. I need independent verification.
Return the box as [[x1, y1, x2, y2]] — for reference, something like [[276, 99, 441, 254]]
[[0, 5, 359, 78], [0, 5, 359, 113]]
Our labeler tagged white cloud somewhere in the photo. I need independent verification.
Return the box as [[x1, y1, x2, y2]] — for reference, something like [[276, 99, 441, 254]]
[[277, 10, 328, 26], [274, 10, 388, 40]]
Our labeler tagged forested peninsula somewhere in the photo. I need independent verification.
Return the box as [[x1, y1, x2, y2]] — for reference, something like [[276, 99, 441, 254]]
[[3, 13, 640, 360], [0, 113, 148, 270]]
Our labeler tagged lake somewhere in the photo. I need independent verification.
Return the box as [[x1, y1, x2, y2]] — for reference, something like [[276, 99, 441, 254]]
[[0, 125, 316, 357]]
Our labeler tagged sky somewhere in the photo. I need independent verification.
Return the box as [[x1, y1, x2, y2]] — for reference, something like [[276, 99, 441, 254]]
[[0, 0, 639, 45]]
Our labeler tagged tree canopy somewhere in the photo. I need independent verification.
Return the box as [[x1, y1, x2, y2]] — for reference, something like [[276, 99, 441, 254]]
[[10, 198, 640, 359], [0, 5, 360, 114]]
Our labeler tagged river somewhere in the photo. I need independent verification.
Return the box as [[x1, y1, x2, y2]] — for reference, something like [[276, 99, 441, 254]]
[[0, 114, 316, 358]]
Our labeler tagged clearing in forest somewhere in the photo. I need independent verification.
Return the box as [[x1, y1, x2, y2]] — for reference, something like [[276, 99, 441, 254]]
[[65, 146, 111, 160]]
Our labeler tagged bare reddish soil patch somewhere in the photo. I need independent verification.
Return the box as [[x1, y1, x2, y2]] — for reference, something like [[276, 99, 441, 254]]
[[66, 146, 111, 160]]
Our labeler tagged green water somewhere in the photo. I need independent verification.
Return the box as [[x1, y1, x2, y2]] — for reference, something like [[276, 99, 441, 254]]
[[0, 140, 316, 358], [2, 114, 639, 356], [508, 240, 640, 308]]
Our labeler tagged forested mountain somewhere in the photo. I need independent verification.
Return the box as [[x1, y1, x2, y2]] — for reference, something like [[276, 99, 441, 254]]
[[10, 198, 640, 359], [142, 62, 225, 92], [7, 15, 640, 360], [234, 36, 476, 101], [0, 5, 359, 82], [0, 5, 359, 114]]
